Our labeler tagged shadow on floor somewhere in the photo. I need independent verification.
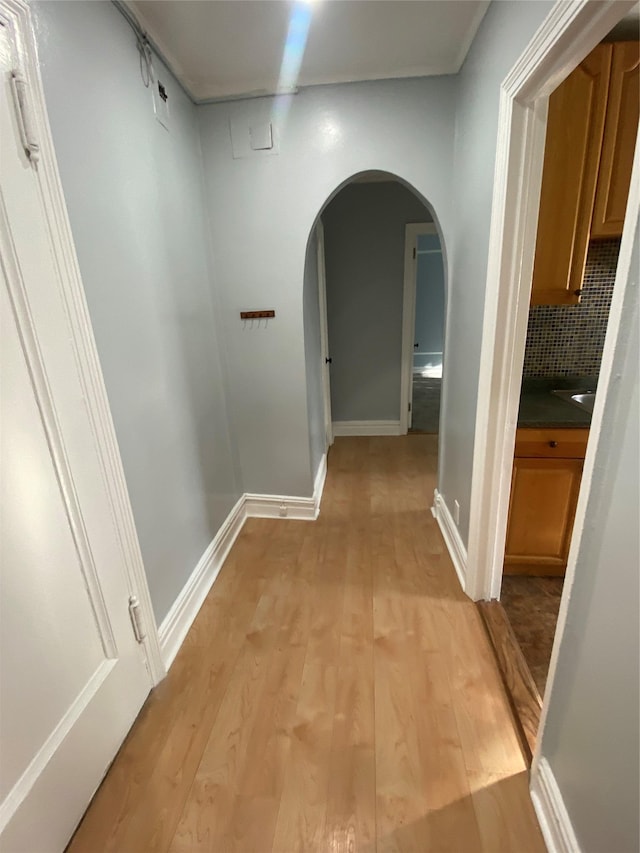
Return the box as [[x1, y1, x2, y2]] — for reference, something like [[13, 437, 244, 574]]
[[371, 771, 544, 852]]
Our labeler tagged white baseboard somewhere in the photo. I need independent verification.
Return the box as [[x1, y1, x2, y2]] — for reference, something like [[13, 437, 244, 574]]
[[432, 489, 467, 592], [158, 455, 328, 669], [244, 493, 317, 520], [332, 420, 403, 436], [245, 453, 327, 521], [313, 453, 327, 516], [530, 758, 580, 853], [158, 495, 245, 669]]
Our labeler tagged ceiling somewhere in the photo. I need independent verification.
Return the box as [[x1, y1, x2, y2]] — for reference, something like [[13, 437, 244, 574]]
[[127, 1, 491, 102]]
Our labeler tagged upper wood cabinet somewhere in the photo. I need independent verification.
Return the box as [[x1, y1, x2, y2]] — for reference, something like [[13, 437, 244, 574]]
[[530, 41, 639, 306], [592, 42, 640, 238]]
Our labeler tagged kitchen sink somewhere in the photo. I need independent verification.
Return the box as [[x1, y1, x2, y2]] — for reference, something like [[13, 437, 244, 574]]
[[551, 388, 596, 414]]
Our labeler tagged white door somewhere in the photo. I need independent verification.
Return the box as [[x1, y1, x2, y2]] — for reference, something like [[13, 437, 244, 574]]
[[316, 221, 333, 447], [0, 17, 151, 852]]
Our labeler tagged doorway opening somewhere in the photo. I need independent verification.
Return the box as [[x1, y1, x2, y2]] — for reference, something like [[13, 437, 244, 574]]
[[471, 8, 639, 766], [302, 171, 447, 474], [405, 224, 445, 434]]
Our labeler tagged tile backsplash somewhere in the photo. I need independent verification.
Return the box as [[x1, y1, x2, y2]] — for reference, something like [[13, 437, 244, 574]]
[[523, 239, 620, 377]]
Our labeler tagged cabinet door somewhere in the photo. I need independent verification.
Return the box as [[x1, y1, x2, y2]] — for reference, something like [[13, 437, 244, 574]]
[[591, 41, 640, 239], [504, 457, 583, 576], [530, 45, 612, 306]]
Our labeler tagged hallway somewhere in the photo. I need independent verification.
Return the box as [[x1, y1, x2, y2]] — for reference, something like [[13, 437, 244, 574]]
[[69, 437, 544, 852]]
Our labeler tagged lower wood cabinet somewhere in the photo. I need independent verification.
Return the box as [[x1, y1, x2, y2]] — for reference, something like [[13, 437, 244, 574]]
[[504, 428, 589, 576]]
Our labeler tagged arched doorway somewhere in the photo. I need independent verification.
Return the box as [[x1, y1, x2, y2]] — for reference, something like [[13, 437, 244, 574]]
[[302, 170, 448, 480]]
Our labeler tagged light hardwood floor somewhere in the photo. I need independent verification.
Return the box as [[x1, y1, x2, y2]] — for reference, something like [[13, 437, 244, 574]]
[[68, 436, 545, 852]]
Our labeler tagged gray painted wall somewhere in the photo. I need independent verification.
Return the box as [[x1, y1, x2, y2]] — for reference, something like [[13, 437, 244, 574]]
[[33, 1, 240, 623], [198, 77, 457, 497], [32, 0, 555, 626], [442, 0, 554, 540], [322, 182, 431, 422], [302, 228, 325, 483], [539, 219, 639, 852]]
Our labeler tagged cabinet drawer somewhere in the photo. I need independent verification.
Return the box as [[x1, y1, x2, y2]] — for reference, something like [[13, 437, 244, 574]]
[[514, 428, 589, 459]]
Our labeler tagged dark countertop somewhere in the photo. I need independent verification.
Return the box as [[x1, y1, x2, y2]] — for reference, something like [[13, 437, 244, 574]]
[[518, 376, 596, 428]]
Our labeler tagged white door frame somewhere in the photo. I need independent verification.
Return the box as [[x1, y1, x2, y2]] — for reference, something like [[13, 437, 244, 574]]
[[465, 0, 637, 604], [316, 220, 333, 448], [400, 222, 438, 433], [462, 0, 640, 808], [3, 0, 165, 684]]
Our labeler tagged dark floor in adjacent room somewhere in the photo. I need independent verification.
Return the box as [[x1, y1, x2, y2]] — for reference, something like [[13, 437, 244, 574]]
[[410, 376, 441, 433], [501, 576, 564, 696]]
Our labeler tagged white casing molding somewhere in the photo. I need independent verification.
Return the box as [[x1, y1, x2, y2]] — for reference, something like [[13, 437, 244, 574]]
[[432, 489, 467, 591], [530, 758, 581, 853], [159, 454, 327, 668], [466, 0, 636, 603], [332, 420, 402, 436]]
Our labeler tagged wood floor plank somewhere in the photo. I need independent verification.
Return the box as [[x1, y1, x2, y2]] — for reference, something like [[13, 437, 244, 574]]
[[324, 663, 376, 853], [270, 662, 338, 852], [477, 600, 543, 762], [67, 436, 545, 853], [68, 580, 264, 852]]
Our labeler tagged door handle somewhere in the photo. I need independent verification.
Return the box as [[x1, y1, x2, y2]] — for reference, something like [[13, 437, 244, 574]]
[[414, 343, 419, 349]]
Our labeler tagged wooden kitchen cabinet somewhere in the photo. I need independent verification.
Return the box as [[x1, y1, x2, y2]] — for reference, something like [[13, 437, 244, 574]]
[[530, 41, 639, 306], [591, 42, 640, 238], [504, 428, 589, 576], [530, 45, 612, 307]]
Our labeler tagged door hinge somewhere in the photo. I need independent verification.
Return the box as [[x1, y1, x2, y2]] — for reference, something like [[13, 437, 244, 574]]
[[413, 247, 416, 259], [128, 595, 146, 643], [408, 402, 412, 412], [10, 71, 40, 164]]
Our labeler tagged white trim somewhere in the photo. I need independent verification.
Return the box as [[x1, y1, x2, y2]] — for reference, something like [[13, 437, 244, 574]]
[[431, 489, 467, 592], [3, 0, 164, 683], [158, 495, 246, 669], [400, 222, 437, 432], [332, 420, 403, 436], [316, 221, 333, 448], [245, 452, 326, 520], [466, 0, 636, 602], [244, 493, 317, 520], [0, 199, 117, 661], [530, 758, 581, 853], [0, 659, 114, 834], [312, 452, 328, 513]]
